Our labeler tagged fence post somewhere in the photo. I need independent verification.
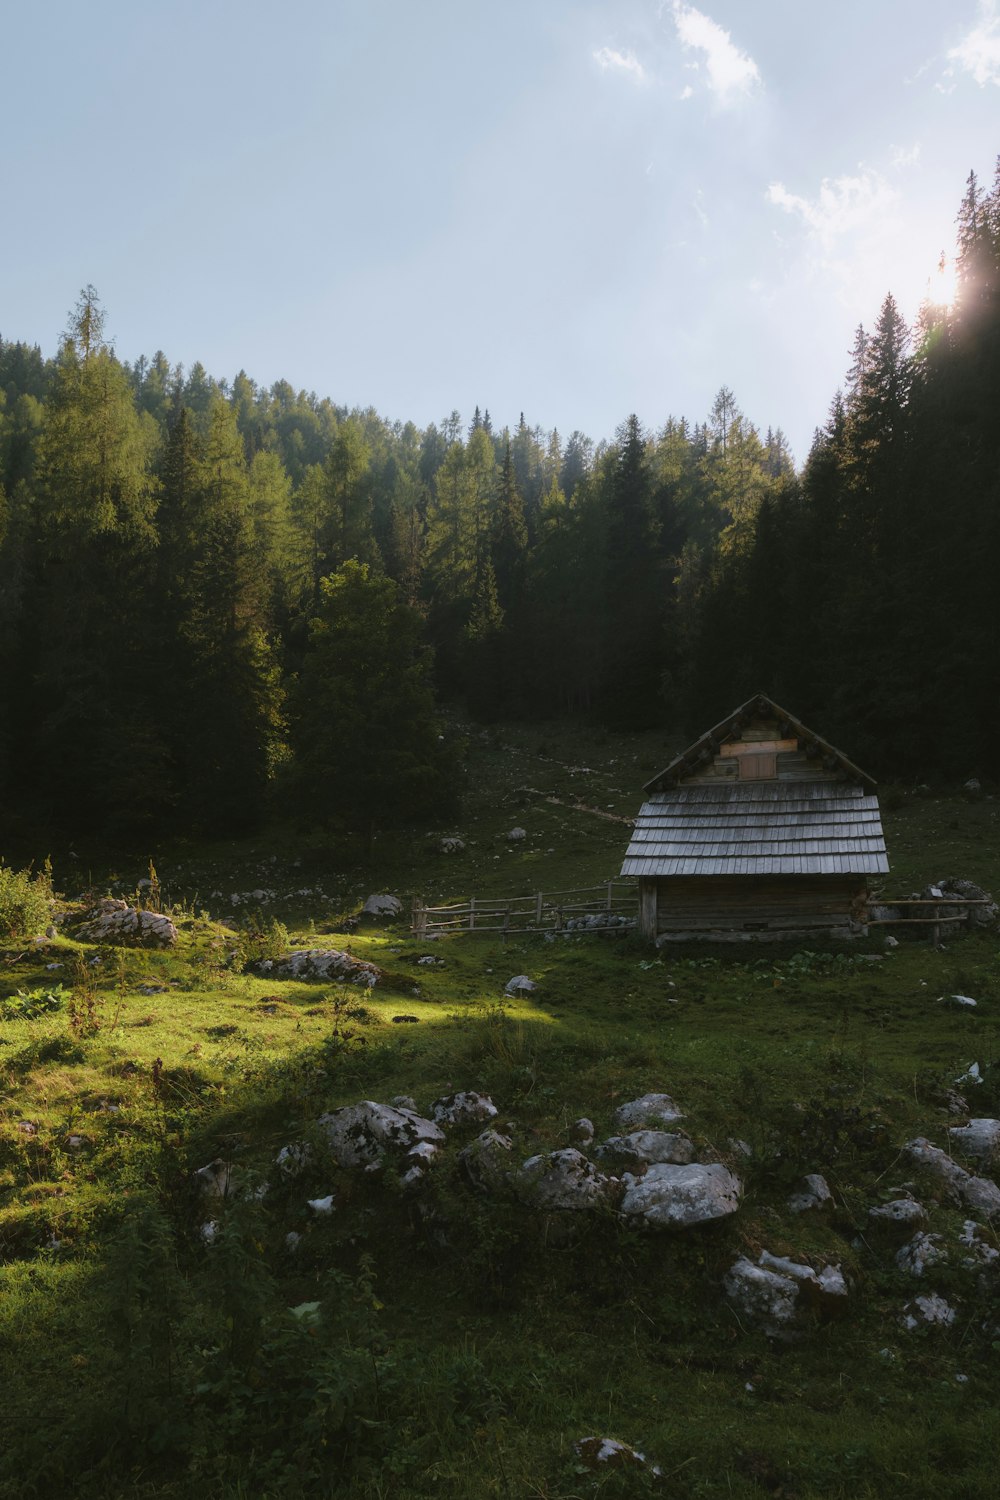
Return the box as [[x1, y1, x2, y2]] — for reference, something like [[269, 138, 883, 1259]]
[[412, 898, 426, 937], [469, 896, 476, 932], [931, 902, 940, 946], [606, 881, 612, 911], [535, 890, 543, 928]]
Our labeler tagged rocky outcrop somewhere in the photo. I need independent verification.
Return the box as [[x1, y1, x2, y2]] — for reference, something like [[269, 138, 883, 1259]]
[[515, 1148, 621, 1212], [613, 1093, 685, 1130], [77, 898, 178, 948], [903, 1137, 1000, 1218], [257, 949, 381, 985], [593, 1129, 695, 1173], [620, 1162, 741, 1230], [788, 1173, 833, 1213], [431, 1091, 498, 1126], [724, 1251, 847, 1337], [948, 1118, 1000, 1164], [362, 894, 402, 918], [318, 1101, 444, 1171]]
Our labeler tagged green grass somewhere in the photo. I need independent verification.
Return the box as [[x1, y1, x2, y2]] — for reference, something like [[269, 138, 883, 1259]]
[[0, 725, 998, 1497]]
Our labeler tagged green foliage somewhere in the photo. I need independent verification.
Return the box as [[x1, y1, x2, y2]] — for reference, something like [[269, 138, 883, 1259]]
[[0, 984, 65, 1020], [233, 914, 291, 970], [0, 860, 52, 939], [290, 560, 455, 841]]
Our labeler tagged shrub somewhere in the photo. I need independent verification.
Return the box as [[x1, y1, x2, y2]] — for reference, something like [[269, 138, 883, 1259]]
[[0, 861, 53, 940]]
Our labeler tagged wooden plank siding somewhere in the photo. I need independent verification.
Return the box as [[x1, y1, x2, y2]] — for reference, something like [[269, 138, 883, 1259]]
[[653, 875, 867, 942]]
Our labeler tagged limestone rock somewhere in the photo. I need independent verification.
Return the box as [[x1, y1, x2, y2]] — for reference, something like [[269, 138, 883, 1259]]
[[318, 1101, 445, 1171], [725, 1251, 846, 1337], [505, 974, 536, 995], [77, 898, 178, 948], [431, 1091, 498, 1126], [569, 1118, 595, 1145], [438, 836, 465, 854], [903, 1137, 1000, 1219], [362, 893, 402, 918], [620, 1161, 741, 1229], [903, 1293, 956, 1330], [459, 1128, 515, 1194], [516, 1148, 621, 1212], [193, 1158, 233, 1198], [896, 1232, 947, 1276], [594, 1129, 695, 1173], [948, 1119, 1000, 1164], [788, 1173, 833, 1213], [258, 949, 381, 985], [723, 1256, 802, 1337], [613, 1093, 684, 1130], [928, 877, 998, 928], [868, 1198, 928, 1236], [506, 827, 527, 842]]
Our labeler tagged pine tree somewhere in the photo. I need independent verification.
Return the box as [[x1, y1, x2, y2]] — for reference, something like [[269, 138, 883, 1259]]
[[289, 561, 452, 849]]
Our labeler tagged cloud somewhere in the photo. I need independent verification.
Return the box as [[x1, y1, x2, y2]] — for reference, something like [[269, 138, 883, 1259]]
[[669, 2, 761, 104], [766, 169, 900, 256], [592, 46, 647, 83], [947, 0, 1000, 86], [889, 143, 921, 168]]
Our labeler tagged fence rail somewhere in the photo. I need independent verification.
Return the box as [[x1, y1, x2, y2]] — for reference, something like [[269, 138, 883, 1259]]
[[865, 896, 991, 944], [412, 881, 637, 938]]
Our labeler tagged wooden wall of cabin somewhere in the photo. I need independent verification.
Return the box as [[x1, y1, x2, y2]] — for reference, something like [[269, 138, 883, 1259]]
[[678, 714, 846, 786], [654, 875, 868, 941]]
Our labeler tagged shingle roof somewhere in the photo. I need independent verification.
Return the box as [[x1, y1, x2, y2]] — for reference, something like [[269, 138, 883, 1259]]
[[621, 781, 890, 879]]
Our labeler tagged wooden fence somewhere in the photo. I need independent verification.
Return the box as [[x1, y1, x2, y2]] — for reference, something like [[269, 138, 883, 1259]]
[[411, 881, 637, 938], [865, 897, 992, 944]]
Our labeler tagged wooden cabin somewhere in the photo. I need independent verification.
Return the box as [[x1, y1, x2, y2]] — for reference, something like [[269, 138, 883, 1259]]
[[622, 694, 889, 943]]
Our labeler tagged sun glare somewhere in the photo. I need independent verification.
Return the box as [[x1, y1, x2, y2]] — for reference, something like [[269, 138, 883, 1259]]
[[929, 253, 959, 309]]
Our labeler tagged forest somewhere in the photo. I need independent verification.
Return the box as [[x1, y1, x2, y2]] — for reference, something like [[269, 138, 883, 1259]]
[[1, 158, 998, 846]]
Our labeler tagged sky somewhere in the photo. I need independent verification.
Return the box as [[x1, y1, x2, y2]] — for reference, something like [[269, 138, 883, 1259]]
[[2, 0, 999, 464]]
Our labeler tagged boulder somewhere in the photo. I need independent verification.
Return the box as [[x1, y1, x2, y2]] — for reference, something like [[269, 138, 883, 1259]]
[[505, 975, 536, 996], [903, 1137, 1000, 1219], [724, 1252, 846, 1337], [257, 949, 381, 985], [613, 1093, 684, 1130], [594, 1129, 696, 1173], [948, 1119, 1000, 1164], [868, 1198, 928, 1236], [957, 1220, 1000, 1271], [723, 1257, 803, 1338], [275, 1142, 312, 1176], [569, 1118, 595, 1145], [431, 1091, 498, 1126], [515, 1148, 621, 1212], [926, 878, 998, 929], [758, 1250, 848, 1307], [318, 1101, 445, 1171], [620, 1161, 741, 1229], [506, 827, 527, 842], [193, 1158, 233, 1199], [788, 1173, 833, 1213], [77, 898, 178, 948], [362, 894, 402, 918], [895, 1232, 947, 1276], [903, 1293, 956, 1330], [438, 836, 466, 854], [459, 1129, 515, 1194]]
